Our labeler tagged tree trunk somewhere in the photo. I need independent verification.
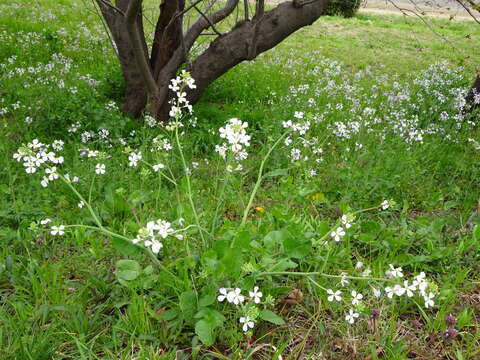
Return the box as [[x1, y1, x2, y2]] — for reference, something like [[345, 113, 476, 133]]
[[97, 0, 149, 117], [465, 73, 480, 113], [97, 0, 330, 122]]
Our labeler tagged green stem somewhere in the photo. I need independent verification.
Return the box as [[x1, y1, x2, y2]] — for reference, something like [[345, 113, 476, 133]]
[[240, 131, 290, 227], [174, 126, 206, 247], [61, 176, 103, 229], [141, 159, 177, 186], [257, 271, 390, 282], [211, 160, 230, 234]]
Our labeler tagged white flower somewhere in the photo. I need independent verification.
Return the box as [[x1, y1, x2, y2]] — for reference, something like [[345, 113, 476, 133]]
[[95, 163, 106, 175], [381, 200, 390, 210], [403, 280, 416, 297], [424, 292, 435, 308], [78, 201, 85, 208], [144, 114, 157, 127], [45, 167, 59, 180], [294, 111, 304, 119], [351, 290, 363, 305], [144, 238, 163, 254], [239, 316, 255, 332], [25, 163, 37, 174], [153, 163, 165, 172], [226, 288, 245, 305], [64, 174, 79, 183], [372, 287, 381, 297], [40, 218, 51, 225], [52, 140, 64, 151], [128, 151, 142, 167], [327, 289, 342, 302], [339, 272, 350, 286], [385, 286, 394, 299], [330, 227, 345, 242], [217, 287, 228, 302], [393, 284, 406, 297], [345, 309, 359, 324], [40, 176, 49, 187], [385, 264, 403, 278], [413, 273, 429, 295], [50, 225, 65, 236], [249, 286, 263, 304], [341, 215, 352, 229]]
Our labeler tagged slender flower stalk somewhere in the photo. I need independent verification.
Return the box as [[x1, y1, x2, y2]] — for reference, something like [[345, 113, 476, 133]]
[[240, 131, 290, 226]]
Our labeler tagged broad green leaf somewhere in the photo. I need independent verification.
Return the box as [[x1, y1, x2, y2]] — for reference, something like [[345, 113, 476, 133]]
[[259, 310, 285, 325], [194, 308, 225, 346], [263, 230, 289, 250], [115, 259, 141, 281], [198, 285, 217, 307], [179, 290, 197, 320], [283, 236, 311, 259], [195, 319, 215, 346]]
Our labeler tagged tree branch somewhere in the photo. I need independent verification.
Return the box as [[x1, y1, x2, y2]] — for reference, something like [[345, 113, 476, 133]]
[[188, 0, 330, 103], [191, 1, 223, 36], [185, 0, 239, 49], [457, 0, 480, 24], [98, 0, 125, 16]]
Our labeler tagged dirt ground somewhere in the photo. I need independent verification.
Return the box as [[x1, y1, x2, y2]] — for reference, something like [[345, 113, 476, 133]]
[[361, 0, 476, 20]]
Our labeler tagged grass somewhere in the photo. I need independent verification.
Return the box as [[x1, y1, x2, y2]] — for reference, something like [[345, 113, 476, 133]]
[[1, 1, 480, 359]]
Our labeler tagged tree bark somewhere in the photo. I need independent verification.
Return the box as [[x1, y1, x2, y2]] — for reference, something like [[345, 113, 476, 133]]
[[465, 72, 480, 113], [97, 0, 149, 117]]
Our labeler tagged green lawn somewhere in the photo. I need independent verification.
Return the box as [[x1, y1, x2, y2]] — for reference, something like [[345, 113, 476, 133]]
[[1, 1, 479, 359]]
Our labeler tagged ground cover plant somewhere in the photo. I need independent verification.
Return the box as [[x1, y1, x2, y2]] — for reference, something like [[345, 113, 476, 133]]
[[1, 1, 480, 359]]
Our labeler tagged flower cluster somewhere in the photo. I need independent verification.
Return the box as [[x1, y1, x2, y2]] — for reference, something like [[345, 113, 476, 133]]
[[323, 263, 436, 325], [215, 118, 251, 172], [168, 70, 196, 120], [384, 270, 436, 308], [217, 285, 264, 332], [132, 219, 182, 254], [13, 139, 65, 187]]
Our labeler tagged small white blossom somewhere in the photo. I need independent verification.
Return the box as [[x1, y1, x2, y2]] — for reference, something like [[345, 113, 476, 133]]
[[351, 290, 363, 305], [345, 309, 359, 324], [50, 225, 65, 236], [239, 316, 255, 332], [217, 288, 228, 302], [226, 288, 245, 305], [381, 200, 390, 210], [249, 286, 263, 304], [95, 163, 106, 175], [341, 215, 353, 229], [330, 227, 345, 242], [424, 292, 435, 308], [153, 163, 165, 172], [128, 151, 142, 167], [327, 289, 342, 302], [385, 264, 403, 278]]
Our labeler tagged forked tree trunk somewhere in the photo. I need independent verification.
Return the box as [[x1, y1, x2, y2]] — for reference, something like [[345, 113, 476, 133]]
[[96, 0, 330, 121]]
